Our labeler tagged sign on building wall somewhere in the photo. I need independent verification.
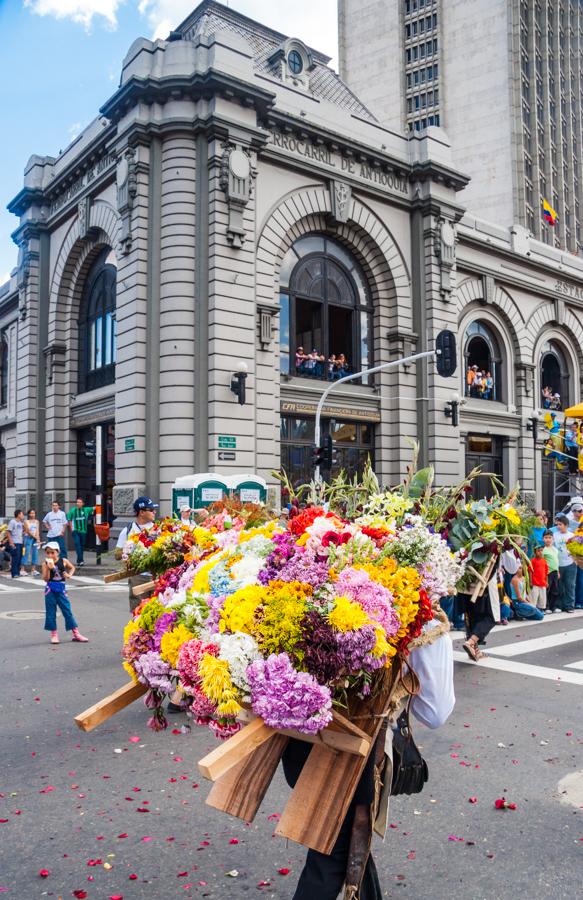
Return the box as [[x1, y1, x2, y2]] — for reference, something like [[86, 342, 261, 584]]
[[124, 438, 135, 452], [218, 435, 237, 449]]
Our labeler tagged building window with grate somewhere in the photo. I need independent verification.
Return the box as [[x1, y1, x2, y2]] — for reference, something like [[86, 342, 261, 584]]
[[0, 333, 8, 408]]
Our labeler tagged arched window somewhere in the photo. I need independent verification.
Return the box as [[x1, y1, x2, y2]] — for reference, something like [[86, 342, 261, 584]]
[[464, 321, 503, 402], [0, 333, 8, 408], [279, 235, 372, 383], [540, 340, 569, 410], [78, 248, 117, 393]]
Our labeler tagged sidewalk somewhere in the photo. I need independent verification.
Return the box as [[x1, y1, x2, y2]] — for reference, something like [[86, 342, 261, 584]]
[[66, 548, 120, 577]]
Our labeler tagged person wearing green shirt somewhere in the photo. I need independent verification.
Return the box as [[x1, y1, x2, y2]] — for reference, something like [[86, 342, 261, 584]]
[[67, 498, 95, 567]]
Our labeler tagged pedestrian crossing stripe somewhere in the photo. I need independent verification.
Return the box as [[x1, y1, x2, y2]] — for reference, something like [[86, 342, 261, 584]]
[[453, 650, 583, 685]]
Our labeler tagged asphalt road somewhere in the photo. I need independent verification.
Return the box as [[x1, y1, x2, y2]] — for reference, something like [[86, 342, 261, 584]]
[[0, 573, 582, 900]]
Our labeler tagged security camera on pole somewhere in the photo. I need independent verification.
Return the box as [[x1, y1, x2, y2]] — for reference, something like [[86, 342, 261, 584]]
[[312, 330, 457, 485]]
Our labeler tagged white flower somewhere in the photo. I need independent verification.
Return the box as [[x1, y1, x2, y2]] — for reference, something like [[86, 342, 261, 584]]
[[215, 631, 261, 699]]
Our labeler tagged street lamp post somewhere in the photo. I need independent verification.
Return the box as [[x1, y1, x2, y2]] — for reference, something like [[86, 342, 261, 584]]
[[313, 350, 438, 484]]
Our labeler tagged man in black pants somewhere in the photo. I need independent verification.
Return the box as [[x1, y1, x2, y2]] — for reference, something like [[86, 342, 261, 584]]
[[282, 739, 382, 900]]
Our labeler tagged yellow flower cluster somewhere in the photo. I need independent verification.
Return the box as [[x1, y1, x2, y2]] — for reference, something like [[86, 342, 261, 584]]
[[190, 550, 226, 594], [199, 653, 241, 717], [123, 619, 139, 645], [159, 623, 194, 668], [191, 527, 217, 549], [220, 584, 263, 635], [358, 559, 421, 645], [328, 596, 369, 632], [256, 580, 311, 655], [236, 522, 282, 544]]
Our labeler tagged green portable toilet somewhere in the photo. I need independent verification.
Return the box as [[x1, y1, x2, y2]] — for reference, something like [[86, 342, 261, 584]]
[[228, 473, 267, 505], [191, 473, 230, 508], [172, 476, 195, 517], [172, 473, 229, 515]]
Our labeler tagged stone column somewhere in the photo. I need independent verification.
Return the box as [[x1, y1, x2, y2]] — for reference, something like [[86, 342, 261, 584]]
[[158, 132, 197, 512], [112, 143, 152, 517]]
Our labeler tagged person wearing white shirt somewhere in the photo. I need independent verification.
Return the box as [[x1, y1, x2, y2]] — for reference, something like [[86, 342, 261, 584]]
[[553, 514, 576, 613], [115, 496, 158, 612], [42, 502, 68, 558]]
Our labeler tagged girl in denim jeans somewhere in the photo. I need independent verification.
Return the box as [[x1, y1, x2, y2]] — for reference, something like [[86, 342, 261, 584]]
[[42, 542, 88, 644], [24, 509, 41, 576]]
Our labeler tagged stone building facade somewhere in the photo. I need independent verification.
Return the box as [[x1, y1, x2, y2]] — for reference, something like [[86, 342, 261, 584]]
[[2, 0, 583, 521]]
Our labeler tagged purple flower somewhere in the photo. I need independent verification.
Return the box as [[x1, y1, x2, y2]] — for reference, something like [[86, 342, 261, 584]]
[[296, 610, 346, 684], [260, 545, 329, 589], [133, 650, 173, 693], [153, 611, 177, 650], [204, 594, 226, 634], [336, 625, 384, 672], [122, 627, 154, 663], [334, 568, 400, 637], [247, 653, 332, 734]]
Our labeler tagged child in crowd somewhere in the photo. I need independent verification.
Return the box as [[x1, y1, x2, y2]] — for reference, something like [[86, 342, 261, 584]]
[[42, 541, 88, 644], [529, 545, 549, 612], [542, 529, 560, 612], [500, 564, 544, 622]]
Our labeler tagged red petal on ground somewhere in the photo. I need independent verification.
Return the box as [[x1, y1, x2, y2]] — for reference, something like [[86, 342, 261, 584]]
[[117, 833, 128, 839], [38, 869, 50, 877], [73, 892, 88, 899], [129, 874, 138, 880], [278, 868, 290, 875], [229, 839, 239, 844]]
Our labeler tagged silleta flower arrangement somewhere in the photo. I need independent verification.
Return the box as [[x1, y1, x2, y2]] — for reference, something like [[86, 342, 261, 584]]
[[566, 526, 583, 563], [121, 488, 464, 736]]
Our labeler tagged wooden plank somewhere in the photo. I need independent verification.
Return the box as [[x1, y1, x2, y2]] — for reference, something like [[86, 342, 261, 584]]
[[275, 665, 398, 854], [198, 718, 275, 781], [132, 580, 155, 598], [103, 570, 131, 583], [276, 721, 370, 757], [75, 682, 147, 732], [205, 733, 289, 822]]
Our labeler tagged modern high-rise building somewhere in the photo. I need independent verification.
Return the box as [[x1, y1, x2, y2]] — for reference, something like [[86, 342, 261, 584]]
[[338, 0, 583, 252]]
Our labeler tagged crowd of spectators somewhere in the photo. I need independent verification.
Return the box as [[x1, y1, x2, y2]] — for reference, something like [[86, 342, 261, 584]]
[[465, 365, 494, 400], [542, 386, 562, 410], [294, 347, 350, 380], [440, 500, 583, 652]]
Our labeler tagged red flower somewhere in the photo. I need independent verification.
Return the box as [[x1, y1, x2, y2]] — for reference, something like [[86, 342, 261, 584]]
[[321, 531, 341, 547], [494, 797, 517, 810]]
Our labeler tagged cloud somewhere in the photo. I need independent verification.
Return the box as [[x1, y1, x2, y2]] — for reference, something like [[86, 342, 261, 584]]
[[0, 273, 11, 288], [68, 121, 83, 139], [137, 0, 338, 62], [23, 0, 124, 30]]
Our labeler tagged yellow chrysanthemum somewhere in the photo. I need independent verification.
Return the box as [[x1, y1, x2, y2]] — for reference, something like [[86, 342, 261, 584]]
[[220, 584, 265, 635], [159, 623, 194, 668], [236, 522, 282, 544], [122, 660, 139, 682], [328, 596, 370, 632], [257, 580, 311, 654], [371, 624, 391, 658], [123, 619, 139, 646], [199, 653, 241, 716], [191, 527, 216, 549]]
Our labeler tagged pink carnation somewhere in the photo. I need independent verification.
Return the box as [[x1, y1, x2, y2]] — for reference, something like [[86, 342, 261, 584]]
[[334, 568, 400, 638], [177, 639, 219, 690]]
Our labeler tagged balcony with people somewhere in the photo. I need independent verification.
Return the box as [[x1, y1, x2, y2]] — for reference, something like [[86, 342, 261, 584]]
[[279, 234, 372, 386], [463, 321, 502, 403]]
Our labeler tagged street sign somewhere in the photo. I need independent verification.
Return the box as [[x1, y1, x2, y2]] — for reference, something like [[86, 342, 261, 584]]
[[218, 451, 236, 461], [218, 435, 237, 449], [124, 438, 136, 452]]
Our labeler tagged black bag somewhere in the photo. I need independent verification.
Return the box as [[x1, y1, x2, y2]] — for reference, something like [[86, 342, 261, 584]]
[[391, 701, 429, 795]]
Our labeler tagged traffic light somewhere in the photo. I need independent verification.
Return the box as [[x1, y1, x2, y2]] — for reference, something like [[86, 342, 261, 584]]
[[312, 436, 338, 472], [435, 329, 457, 377], [322, 435, 339, 471], [312, 444, 324, 469]]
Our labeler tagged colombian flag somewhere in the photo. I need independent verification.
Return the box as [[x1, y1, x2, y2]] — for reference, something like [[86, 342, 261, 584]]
[[542, 198, 558, 226]]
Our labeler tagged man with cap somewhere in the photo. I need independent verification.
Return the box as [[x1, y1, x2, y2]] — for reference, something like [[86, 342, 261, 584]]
[[566, 498, 583, 608], [116, 496, 158, 611]]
